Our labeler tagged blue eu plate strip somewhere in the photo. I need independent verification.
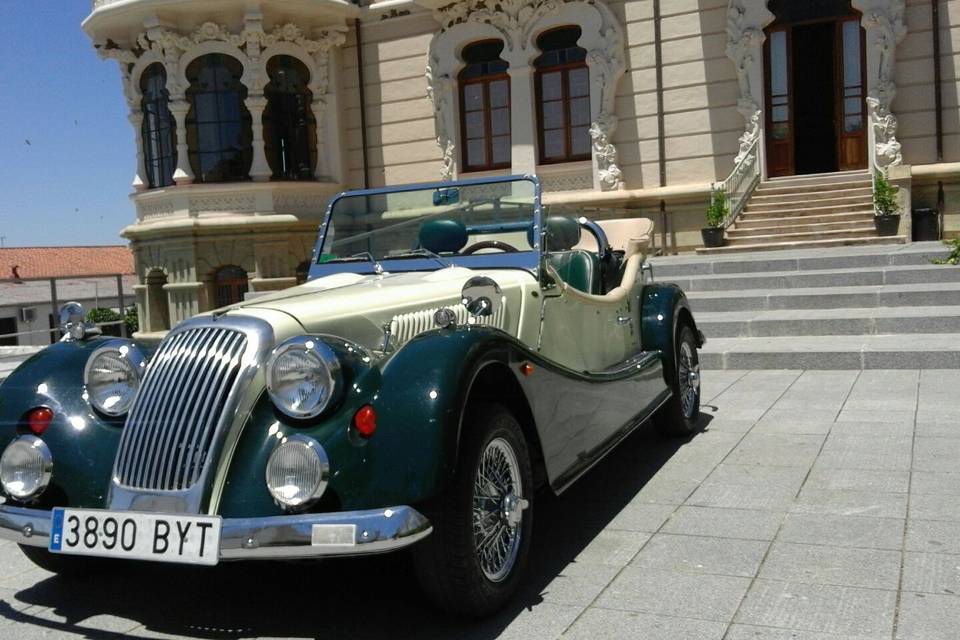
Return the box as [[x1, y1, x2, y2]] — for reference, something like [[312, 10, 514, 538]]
[[49, 508, 64, 551]]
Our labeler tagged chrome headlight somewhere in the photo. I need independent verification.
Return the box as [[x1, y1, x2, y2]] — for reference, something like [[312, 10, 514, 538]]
[[84, 342, 147, 417], [265, 435, 329, 508], [0, 436, 53, 500], [266, 337, 343, 419]]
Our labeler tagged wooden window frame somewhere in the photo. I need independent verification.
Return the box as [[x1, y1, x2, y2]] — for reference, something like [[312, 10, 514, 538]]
[[535, 54, 591, 165], [140, 63, 177, 189], [459, 70, 511, 173]]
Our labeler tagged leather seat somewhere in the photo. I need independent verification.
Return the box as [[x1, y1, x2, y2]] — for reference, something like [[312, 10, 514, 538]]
[[419, 219, 468, 254], [532, 217, 602, 295]]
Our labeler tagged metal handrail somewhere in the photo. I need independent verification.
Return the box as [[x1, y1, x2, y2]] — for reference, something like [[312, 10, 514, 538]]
[[712, 138, 762, 230]]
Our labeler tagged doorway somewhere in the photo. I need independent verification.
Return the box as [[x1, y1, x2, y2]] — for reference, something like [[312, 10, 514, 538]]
[[764, 2, 868, 177]]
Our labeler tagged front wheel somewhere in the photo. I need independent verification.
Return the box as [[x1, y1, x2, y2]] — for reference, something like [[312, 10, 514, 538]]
[[655, 323, 702, 437], [413, 403, 534, 617]]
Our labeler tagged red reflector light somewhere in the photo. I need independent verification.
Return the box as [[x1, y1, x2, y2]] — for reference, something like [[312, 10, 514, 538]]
[[353, 405, 377, 438], [519, 363, 535, 377], [26, 407, 54, 435]]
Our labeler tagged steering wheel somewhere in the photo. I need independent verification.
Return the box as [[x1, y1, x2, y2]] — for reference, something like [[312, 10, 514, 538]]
[[461, 240, 520, 255]]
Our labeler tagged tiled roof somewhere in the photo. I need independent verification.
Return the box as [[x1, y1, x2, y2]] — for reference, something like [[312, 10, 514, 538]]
[[0, 246, 134, 280]]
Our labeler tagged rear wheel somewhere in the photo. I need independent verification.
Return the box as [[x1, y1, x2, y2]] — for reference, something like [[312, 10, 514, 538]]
[[655, 323, 702, 437], [413, 403, 533, 617]]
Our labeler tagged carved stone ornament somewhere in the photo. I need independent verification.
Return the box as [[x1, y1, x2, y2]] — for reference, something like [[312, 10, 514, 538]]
[[428, 0, 626, 190], [724, 0, 774, 164]]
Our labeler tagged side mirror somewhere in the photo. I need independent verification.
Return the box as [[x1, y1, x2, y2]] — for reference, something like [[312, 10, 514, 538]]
[[433, 187, 460, 206], [461, 276, 502, 318]]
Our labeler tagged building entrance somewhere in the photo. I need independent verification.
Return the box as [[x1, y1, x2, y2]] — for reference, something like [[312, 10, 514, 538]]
[[764, 1, 868, 177]]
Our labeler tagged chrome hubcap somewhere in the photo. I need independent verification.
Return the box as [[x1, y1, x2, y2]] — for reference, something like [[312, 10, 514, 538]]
[[678, 341, 700, 419], [473, 437, 526, 583]]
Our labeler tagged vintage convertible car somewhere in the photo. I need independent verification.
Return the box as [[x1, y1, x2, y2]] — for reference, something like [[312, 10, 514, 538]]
[[0, 175, 702, 616]]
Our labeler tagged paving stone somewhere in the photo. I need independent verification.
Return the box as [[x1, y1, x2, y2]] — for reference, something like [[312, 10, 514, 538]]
[[909, 494, 960, 522], [835, 410, 918, 424], [698, 418, 755, 433], [778, 513, 904, 550], [703, 463, 809, 492], [724, 433, 825, 468], [571, 531, 651, 568], [895, 592, 960, 640], [561, 608, 727, 640], [734, 579, 896, 637], [815, 435, 913, 471], [828, 420, 915, 436], [595, 568, 752, 622], [902, 551, 960, 595], [661, 506, 784, 541], [629, 534, 768, 578], [910, 472, 960, 496], [627, 478, 701, 505], [604, 503, 677, 533], [758, 542, 902, 590], [790, 489, 908, 519], [913, 437, 960, 473], [915, 422, 960, 438], [906, 519, 960, 555], [751, 417, 835, 435], [685, 482, 798, 512], [725, 624, 888, 640], [532, 562, 622, 607], [804, 466, 910, 493]]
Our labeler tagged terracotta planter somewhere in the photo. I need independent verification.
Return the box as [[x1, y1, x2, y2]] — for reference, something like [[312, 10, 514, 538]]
[[701, 227, 725, 248], [875, 214, 901, 237]]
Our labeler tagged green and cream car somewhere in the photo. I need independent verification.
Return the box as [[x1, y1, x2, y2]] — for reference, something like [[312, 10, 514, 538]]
[[0, 175, 703, 616]]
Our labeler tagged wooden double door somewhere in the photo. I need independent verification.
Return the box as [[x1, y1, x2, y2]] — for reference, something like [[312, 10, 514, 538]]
[[764, 16, 868, 177]]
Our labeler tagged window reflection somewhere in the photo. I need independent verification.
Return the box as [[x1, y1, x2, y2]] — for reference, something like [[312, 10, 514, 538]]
[[140, 64, 176, 188]]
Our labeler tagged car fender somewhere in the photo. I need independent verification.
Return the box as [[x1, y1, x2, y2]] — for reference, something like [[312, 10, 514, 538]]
[[640, 283, 703, 384]]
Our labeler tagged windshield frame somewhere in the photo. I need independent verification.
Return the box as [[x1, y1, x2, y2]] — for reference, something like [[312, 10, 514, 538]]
[[307, 174, 543, 281]]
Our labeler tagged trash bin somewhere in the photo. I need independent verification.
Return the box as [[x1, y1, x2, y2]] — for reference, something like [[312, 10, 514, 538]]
[[912, 208, 940, 241]]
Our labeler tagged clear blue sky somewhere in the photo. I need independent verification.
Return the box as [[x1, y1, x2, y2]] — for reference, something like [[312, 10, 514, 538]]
[[0, 2, 133, 248]]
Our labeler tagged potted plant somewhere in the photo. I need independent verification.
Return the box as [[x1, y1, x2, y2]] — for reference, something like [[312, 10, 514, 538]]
[[873, 171, 901, 236], [702, 187, 727, 247]]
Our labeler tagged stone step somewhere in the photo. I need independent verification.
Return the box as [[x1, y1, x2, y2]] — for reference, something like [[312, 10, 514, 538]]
[[729, 220, 876, 236], [760, 170, 871, 189], [743, 199, 874, 216], [748, 187, 874, 205], [734, 211, 875, 229], [697, 305, 960, 338], [699, 333, 960, 370], [653, 241, 948, 277], [755, 179, 873, 196], [726, 227, 878, 245], [695, 235, 905, 255], [668, 263, 960, 293], [684, 282, 960, 312]]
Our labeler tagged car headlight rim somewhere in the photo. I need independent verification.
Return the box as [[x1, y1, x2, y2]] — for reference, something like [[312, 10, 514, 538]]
[[266, 336, 343, 420], [0, 435, 53, 500], [83, 341, 147, 417], [265, 434, 330, 509]]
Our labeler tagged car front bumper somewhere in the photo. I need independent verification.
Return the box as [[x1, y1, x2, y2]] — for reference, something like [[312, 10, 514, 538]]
[[0, 504, 432, 560]]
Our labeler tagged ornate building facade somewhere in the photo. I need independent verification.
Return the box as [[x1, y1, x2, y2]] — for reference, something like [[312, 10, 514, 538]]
[[84, 0, 959, 335]]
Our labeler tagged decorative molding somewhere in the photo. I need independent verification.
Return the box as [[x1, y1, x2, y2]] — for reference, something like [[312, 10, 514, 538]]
[[427, 0, 626, 190], [539, 170, 594, 193], [855, 0, 907, 169], [189, 194, 257, 215], [274, 193, 333, 216]]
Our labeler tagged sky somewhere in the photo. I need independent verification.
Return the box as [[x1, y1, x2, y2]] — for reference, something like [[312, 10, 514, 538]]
[[0, 2, 133, 248]]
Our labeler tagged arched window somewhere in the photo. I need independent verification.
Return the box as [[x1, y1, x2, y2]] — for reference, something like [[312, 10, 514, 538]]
[[185, 54, 253, 183], [458, 40, 510, 172], [264, 56, 317, 181], [140, 63, 176, 188], [213, 266, 249, 307], [535, 27, 591, 164]]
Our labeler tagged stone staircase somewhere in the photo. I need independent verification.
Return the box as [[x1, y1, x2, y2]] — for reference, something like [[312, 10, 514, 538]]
[[653, 242, 959, 369], [697, 170, 907, 255]]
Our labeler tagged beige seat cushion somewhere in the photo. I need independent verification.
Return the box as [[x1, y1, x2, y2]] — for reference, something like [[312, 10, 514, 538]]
[[574, 218, 654, 259]]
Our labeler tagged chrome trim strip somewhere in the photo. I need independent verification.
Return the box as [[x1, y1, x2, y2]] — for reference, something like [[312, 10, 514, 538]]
[[0, 505, 432, 560]]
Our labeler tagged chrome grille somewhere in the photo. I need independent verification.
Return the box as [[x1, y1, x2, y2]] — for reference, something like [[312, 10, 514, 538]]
[[114, 327, 248, 491]]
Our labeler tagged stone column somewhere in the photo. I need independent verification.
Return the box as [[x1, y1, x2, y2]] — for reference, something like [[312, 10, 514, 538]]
[[128, 110, 149, 192], [507, 64, 538, 175], [169, 100, 195, 185], [246, 95, 272, 182], [311, 98, 330, 181]]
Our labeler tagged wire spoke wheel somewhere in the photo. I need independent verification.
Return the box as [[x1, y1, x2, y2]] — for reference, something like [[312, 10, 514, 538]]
[[472, 437, 524, 583], [677, 340, 700, 420]]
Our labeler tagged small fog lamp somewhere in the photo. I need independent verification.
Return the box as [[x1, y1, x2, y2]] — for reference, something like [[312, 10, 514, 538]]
[[265, 435, 329, 509], [0, 436, 53, 500]]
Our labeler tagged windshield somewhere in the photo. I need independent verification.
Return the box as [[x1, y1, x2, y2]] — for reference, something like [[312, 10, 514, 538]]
[[309, 176, 540, 278]]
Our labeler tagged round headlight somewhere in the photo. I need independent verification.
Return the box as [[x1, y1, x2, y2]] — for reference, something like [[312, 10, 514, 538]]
[[266, 337, 342, 419], [0, 436, 53, 500], [84, 343, 146, 417], [265, 435, 329, 508]]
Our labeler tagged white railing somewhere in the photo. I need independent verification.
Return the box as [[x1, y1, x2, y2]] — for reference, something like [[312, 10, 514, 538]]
[[713, 138, 762, 230]]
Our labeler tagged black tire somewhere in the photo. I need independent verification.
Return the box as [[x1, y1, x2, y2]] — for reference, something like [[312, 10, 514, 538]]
[[655, 323, 702, 437], [18, 544, 113, 577], [412, 403, 534, 617]]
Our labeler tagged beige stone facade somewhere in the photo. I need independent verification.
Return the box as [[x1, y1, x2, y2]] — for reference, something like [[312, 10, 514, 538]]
[[83, 0, 960, 334]]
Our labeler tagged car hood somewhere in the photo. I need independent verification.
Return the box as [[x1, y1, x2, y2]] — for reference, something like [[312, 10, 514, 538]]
[[217, 267, 534, 353]]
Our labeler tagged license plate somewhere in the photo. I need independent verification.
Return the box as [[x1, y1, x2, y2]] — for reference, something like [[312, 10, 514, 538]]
[[49, 508, 221, 566]]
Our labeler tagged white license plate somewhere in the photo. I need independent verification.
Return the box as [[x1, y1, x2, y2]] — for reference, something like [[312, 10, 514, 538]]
[[49, 508, 221, 566]]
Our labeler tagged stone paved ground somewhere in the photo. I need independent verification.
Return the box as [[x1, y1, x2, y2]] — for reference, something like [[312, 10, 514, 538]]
[[0, 369, 958, 639]]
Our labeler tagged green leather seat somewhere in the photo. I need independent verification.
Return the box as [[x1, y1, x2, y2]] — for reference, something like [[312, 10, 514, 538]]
[[533, 216, 602, 294]]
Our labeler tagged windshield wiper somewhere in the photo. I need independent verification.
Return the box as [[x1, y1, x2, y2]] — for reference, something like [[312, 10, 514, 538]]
[[385, 248, 451, 269], [324, 252, 384, 274]]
